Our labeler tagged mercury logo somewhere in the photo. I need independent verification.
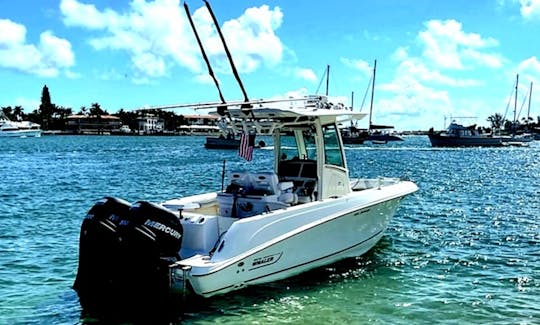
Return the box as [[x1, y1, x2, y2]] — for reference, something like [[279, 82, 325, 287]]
[[144, 220, 182, 239]]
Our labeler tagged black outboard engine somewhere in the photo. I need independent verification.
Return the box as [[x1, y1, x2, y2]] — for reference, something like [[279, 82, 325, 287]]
[[73, 197, 131, 306], [117, 201, 184, 305]]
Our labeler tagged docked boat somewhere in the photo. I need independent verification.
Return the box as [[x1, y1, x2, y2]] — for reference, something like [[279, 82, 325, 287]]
[[0, 113, 42, 137], [73, 96, 418, 307], [428, 122, 504, 147]]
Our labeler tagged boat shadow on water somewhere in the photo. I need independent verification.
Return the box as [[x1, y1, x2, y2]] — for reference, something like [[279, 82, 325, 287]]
[[78, 241, 390, 324]]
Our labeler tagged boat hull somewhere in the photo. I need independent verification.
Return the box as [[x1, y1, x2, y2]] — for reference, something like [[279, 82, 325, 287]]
[[204, 137, 240, 149], [342, 136, 366, 144], [0, 129, 42, 137], [366, 134, 403, 142], [172, 181, 417, 297], [428, 134, 503, 147]]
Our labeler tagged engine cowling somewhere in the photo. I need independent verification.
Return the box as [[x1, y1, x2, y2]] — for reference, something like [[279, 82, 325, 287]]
[[74, 198, 184, 312], [73, 197, 131, 305], [117, 201, 184, 301]]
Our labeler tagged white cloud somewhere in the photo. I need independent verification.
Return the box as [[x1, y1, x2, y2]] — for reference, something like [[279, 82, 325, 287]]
[[219, 5, 284, 73], [60, 0, 110, 29], [418, 19, 501, 70], [0, 19, 75, 77], [60, 0, 285, 79], [396, 58, 482, 87], [517, 56, 540, 110], [365, 19, 511, 130], [295, 68, 317, 82], [14, 97, 40, 112], [132, 52, 166, 77], [518, 56, 540, 75], [194, 73, 215, 85], [40, 31, 75, 68], [520, 0, 540, 19], [340, 58, 372, 77], [0, 19, 26, 44]]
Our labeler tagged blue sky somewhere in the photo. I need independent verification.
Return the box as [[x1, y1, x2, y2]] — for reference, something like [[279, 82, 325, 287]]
[[1, 0, 539, 130]]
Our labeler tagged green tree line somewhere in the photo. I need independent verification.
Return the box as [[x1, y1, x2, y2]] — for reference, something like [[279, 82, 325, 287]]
[[2, 85, 539, 133], [1, 85, 189, 131]]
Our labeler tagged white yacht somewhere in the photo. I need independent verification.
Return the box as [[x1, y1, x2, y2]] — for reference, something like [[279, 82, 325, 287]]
[[74, 96, 418, 306], [0, 113, 41, 137]]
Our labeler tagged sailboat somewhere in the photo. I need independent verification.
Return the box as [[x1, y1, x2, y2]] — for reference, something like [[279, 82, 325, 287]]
[[364, 60, 403, 143], [341, 60, 403, 144], [501, 74, 534, 146]]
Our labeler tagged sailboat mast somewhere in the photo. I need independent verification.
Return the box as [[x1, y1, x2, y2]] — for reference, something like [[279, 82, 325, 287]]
[[514, 74, 519, 127], [325, 65, 330, 96], [527, 81, 533, 119], [368, 59, 377, 130]]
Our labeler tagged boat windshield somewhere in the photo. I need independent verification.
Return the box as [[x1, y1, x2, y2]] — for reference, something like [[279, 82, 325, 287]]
[[279, 129, 316, 161], [323, 124, 344, 167]]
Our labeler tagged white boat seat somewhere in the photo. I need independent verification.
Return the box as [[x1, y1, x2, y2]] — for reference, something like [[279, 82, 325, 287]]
[[219, 172, 298, 217], [248, 172, 280, 196], [226, 170, 251, 194]]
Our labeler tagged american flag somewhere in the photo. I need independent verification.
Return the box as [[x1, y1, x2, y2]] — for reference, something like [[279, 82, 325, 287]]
[[239, 132, 255, 161]]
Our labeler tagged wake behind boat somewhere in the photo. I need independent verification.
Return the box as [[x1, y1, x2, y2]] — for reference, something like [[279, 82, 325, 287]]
[[73, 96, 418, 307]]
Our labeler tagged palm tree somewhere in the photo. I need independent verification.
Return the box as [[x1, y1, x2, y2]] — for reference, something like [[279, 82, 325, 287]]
[[89, 103, 106, 135], [13, 106, 24, 121], [487, 113, 505, 130], [78, 106, 88, 115]]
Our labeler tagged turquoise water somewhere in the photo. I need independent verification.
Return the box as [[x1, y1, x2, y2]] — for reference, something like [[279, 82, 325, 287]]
[[1, 135, 539, 324]]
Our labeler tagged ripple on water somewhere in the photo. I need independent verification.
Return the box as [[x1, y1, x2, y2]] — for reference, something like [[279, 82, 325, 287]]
[[1, 136, 539, 324]]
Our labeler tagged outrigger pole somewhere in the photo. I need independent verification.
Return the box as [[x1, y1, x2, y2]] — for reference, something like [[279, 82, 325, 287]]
[[183, 2, 226, 106], [136, 97, 307, 111], [204, 0, 252, 111], [136, 2, 311, 113]]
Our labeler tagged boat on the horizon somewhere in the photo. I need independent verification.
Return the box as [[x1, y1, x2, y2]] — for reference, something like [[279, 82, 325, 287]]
[[341, 60, 403, 145], [204, 131, 240, 149], [500, 74, 534, 145], [428, 121, 505, 147], [429, 74, 537, 147], [204, 132, 267, 150], [0, 112, 42, 138]]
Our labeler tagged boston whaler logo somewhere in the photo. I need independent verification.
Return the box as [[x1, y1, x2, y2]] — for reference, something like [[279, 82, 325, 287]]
[[144, 219, 182, 240], [251, 252, 282, 269]]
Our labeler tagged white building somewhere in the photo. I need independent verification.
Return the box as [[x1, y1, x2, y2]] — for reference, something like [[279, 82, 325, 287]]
[[135, 114, 164, 134]]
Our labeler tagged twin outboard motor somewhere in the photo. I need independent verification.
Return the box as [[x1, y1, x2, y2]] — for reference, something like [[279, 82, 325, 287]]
[[73, 197, 183, 311], [118, 201, 183, 302]]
